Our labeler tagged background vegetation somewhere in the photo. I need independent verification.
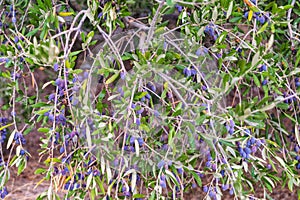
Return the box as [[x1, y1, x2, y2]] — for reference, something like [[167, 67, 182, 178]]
[[0, 0, 300, 199]]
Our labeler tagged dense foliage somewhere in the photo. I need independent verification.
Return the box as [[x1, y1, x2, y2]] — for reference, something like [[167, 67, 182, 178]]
[[0, 0, 300, 199]]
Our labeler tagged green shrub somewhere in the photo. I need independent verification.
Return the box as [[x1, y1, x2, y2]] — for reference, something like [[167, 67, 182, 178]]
[[0, 0, 300, 199]]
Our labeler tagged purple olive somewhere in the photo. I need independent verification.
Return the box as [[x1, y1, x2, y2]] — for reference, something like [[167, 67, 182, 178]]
[[244, 147, 252, 154], [196, 48, 202, 56], [244, 129, 251, 136], [60, 146, 65, 154], [175, 4, 183, 12], [259, 64, 267, 72], [120, 71, 126, 80], [137, 138, 144, 146], [251, 145, 257, 153], [177, 167, 183, 174], [145, 93, 151, 100], [257, 15, 265, 24], [136, 108, 144, 115], [209, 190, 216, 198], [157, 160, 165, 169], [54, 63, 59, 71], [203, 185, 208, 193], [160, 180, 167, 188], [20, 149, 25, 156], [48, 93, 55, 101], [130, 136, 135, 144], [222, 184, 229, 191], [14, 36, 19, 43]]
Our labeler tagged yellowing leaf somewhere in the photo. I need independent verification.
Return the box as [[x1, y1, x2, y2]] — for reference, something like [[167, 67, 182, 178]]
[[105, 72, 119, 85], [257, 22, 268, 34], [34, 178, 46, 189], [65, 60, 71, 69], [0, 123, 13, 132], [164, 82, 169, 90], [248, 10, 253, 21], [58, 12, 74, 17]]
